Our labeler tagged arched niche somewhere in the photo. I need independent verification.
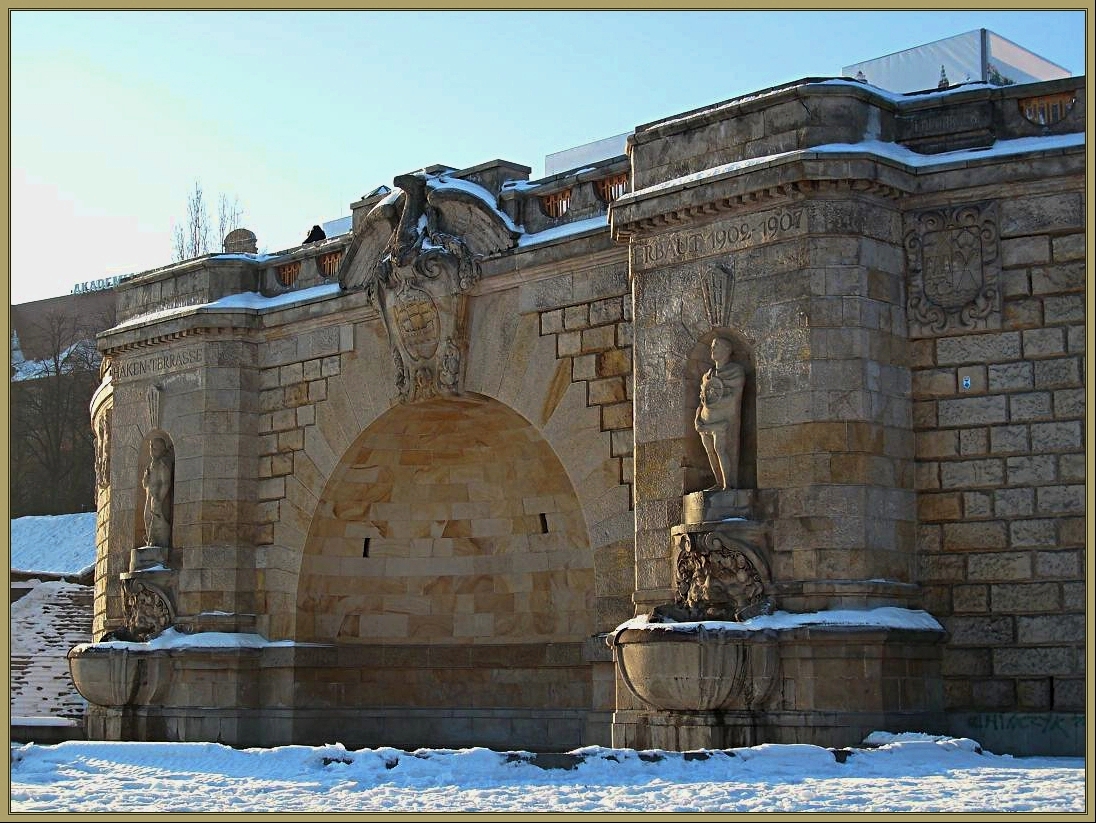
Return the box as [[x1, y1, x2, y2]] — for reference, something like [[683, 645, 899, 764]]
[[295, 393, 594, 646]]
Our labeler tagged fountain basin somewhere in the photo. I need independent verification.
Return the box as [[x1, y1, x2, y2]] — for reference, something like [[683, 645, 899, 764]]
[[68, 644, 172, 708], [612, 624, 779, 712]]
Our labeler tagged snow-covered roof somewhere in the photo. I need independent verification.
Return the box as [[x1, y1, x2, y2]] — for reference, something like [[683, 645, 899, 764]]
[[10, 579, 93, 721], [10, 513, 97, 576]]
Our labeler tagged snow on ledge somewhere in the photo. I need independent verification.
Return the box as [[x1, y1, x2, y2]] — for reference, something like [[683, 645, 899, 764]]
[[72, 628, 324, 653], [110, 283, 344, 330], [517, 214, 608, 247], [10, 717, 82, 727], [612, 607, 944, 638], [205, 283, 342, 311], [426, 174, 521, 234], [628, 132, 1085, 200]]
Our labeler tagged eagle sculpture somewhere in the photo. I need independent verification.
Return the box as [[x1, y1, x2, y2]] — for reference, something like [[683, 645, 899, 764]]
[[338, 172, 518, 403]]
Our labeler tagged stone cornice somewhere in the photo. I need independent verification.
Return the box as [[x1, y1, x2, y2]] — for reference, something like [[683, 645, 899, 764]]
[[612, 142, 1084, 241], [613, 168, 904, 242], [100, 322, 258, 357], [477, 244, 625, 296]]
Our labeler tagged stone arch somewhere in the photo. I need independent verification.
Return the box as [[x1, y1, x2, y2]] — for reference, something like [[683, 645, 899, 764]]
[[295, 393, 595, 645], [682, 329, 758, 492]]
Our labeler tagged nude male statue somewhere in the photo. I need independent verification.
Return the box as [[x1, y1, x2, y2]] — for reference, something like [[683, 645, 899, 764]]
[[694, 336, 745, 491]]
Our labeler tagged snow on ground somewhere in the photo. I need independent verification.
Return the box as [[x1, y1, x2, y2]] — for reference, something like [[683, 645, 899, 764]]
[[10, 513, 97, 576], [9, 736, 1084, 813]]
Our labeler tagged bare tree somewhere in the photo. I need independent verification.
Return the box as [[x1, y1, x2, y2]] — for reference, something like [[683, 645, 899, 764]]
[[218, 193, 243, 245], [171, 182, 245, 261], [10, 303, 114, 516]]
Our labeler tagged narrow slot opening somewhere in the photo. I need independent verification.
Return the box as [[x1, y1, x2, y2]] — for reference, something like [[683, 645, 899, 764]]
[[362, 538, 370, 558], [538, 513, 549, 534]]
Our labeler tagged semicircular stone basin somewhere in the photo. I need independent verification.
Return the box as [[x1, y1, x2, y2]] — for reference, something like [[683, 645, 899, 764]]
[[613, 624, 780, 712], [67, 645, 172, 708]]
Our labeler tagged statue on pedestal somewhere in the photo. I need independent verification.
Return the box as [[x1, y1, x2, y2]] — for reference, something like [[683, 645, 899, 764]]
[[694, 336, 745, 491], [142, 435, 174, 548]]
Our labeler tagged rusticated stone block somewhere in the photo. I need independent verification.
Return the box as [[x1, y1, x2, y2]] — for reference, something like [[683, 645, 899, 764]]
[[1030, 421, 1082, 452], [962, 491, 992, 518], [1005, 455, 1056, 485], [918, 551, 961, 582], [942, 521, 1007, 551], [1022, 327, 1067, 358], [1051, 233, 1084, 261], [999, 193, 1083, 236], [1002, 298, 1042, 329], [993, 487, 1034, 518], [939, 459, 1004, 489], [1043, 294, 1084, 324], [937, 396, 1007, 427], [1059, 516, 1084, 546], [952, 584, 989, 613], [971, 679, 1015, 708], [966, 552, 1031, 581], [596, 348, 632, 378], [1009, 519, 1059, 548], [990, 582, 1060, 613], [581, 324, 616, 353], [1031, 261, 1085, 295], [912, 368, 956, 398], [1035, 484, 1084, 514], [999, 269, 1030, 298], [1016, 678, 1052, 710], [958, 429, 988, 456], [540, 310, 564, 335], [600, 402, 632, 431], [992, 646, 1075, 677], [1053, 388, 1084, 418], [917, 492, 961, 521], [946, 615, 1014, 646], [1033, 357, 1081, 388], [1001, 236, 1050, 267], [942, 648, 991, 677], [987, 362, 1032, 391], [1053, 678, 1086, 710], [1034, 550, 1081, 579], [588, 377, 626, 405], [563, 304, 590, 330], [989, 425, 1029, 455], [936, 333, 1021, 366], [1009, 391, 1053, 421], [915, 430, 958, 459], [1017, 614, 1085, 645]]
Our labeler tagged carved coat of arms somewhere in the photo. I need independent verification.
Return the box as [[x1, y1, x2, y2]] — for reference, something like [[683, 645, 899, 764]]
[[338, 172, 517, 403], [905, 202, 1000, 337]]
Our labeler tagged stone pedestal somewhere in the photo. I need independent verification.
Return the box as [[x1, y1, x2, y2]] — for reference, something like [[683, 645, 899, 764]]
[[681, 489, 755, 524]]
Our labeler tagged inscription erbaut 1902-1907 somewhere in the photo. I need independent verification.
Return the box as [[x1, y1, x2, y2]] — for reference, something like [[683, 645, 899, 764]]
[[633, 208, 804, 271]]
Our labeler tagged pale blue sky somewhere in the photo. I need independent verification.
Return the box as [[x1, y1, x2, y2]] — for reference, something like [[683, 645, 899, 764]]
[[8, 9, 1088, 304]]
